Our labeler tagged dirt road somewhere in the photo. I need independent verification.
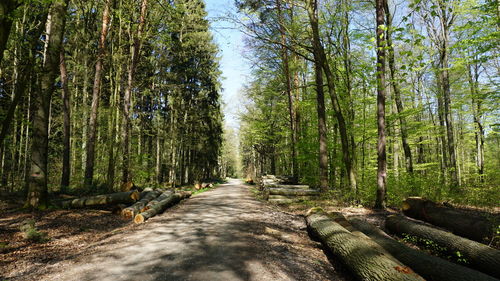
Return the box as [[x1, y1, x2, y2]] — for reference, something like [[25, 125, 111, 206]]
[[35, 179, 347, 281]]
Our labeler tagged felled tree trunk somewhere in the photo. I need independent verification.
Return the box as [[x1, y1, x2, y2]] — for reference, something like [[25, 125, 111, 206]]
[[402, 197, 498, 243], [264, 184, 310, 189], [268, 188, 319, 196], [61, 190, 139, 208], [386, 214, 500, 278], [140, 190, 173, 212], [134, 192, 190, 224], [350, 218, 497, 281], [121, 189, 162, 219], [306, 208, 423, 281]]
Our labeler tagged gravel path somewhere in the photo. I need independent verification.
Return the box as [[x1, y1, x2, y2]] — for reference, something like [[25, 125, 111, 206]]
[[36, 179, 348, 281]]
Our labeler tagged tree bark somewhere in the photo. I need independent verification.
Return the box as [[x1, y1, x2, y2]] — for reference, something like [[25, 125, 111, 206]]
[[134, 191, 191, 224], [386, 214, 500, 278], [60, 190, 140, 208], [0, 0, 18, 63], [60, 48, 71, 189], [84, 0, 111, 187], [402, 197, 498, 243], [121, 189, 162, 219], [306, 209, 423, 280], [384, 1, 413, 174], [467, 63, 485, 181], [141, 190, 174, 212], [268, 188, 319, 196], [349, 218, 498, 281], [375, 0, 387, 209], [122, 0, 148, 184], [26, 0, 69, 209], [306, 0, 328, 192]]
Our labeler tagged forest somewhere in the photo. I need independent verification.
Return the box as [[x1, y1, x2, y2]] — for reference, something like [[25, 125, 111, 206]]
[[1, 0, 499, 280], [0, 0, 223, 209], [235, 0, 499, 207]]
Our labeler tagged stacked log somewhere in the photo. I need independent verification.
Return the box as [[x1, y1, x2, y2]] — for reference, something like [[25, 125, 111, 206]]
[[349, 218, 497, 281], [261, 175, 318, 203], [60, 190, 140, 208], [306, 208, 423, 281], [134, 191, 191, 224], [121, 189, 163, 219], [402, 197, 498, 243], [386, 214, 500, 278], [141, 190, 174, 212]]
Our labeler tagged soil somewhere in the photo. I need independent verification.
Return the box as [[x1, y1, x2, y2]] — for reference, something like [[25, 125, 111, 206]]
[[1, 179, 352, 281]]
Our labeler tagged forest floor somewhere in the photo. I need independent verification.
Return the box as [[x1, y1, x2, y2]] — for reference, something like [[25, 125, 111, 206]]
[[0, 179, 353, 281]]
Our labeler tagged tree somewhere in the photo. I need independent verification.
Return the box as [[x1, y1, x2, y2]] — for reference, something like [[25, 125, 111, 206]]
[[26, 0, 69, 208]]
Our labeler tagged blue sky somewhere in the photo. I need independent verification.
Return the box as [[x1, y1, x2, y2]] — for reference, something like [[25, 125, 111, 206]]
[[205, 0, 251, 129]]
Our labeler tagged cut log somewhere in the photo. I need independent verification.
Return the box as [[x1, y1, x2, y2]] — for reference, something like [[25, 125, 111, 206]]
[[60, 190, 140, 208], [134, 192, 190, 224], [306, 208, 424, 281], [121, 190, 162, 219], [350, 218, 497, 281], [386, 214, 500, 278], [140, 190, 173, 212], [264, 184, 310, 189], [402, 197, 498, 243], [268, 195, 316, 200], [268, 188, 319, 196]]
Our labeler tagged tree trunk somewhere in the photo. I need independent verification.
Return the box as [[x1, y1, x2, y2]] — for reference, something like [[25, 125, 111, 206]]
[[306, 0, 328, 192], [306, 209, 423, 281], [122, 0, 148, 184], [141, 190, 174, 212], [402, 197, 498, 243], [468, 63, 485, 182], [60, 48, 71, 189], [386, 214, 500, 278], [121, 189, 162, 219], [134, 191, 191, 224], [268, 188, 319, 196], [375, 0, 387, 209], [84, 0, 111, 187], [349, 218, 498, 281], [26, 0, 69, 209], [60, 190, 140, 208], [384, 1, 413, 174], [0, 0, 18, 63]]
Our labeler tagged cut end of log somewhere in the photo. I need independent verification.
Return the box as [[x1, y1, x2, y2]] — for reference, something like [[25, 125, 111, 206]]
[[306, 207, 324, 216], [402, 202, 411, 211], [134, 214, 145, 224], [131, 190, 140, 201]]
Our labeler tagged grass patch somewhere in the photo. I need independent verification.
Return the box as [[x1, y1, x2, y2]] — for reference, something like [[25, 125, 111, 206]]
[[19, 219, 50, 243]]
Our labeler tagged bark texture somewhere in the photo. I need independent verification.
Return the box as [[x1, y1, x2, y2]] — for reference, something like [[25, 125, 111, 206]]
[[60, 190, 140, 208], [134, 191, 191, 224], [306, 209, 423, 281], [121, 189, 162, 219], [386, 214, 500, 278], [350, 218, 498, 281], [268, 188, 319, 196], [402, 197, 498, 243]]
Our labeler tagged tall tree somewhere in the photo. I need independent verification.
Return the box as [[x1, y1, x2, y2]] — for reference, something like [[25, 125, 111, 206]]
[[374, 0, 387, 209], [0, 0, 18, 63], [122, 0, 148, 184], [26, 0, 69, 208], [84, 0, 112, 187]]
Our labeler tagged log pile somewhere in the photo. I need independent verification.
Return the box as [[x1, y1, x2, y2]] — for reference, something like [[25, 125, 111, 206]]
[[306, 208, 424, 281], [349, 218, 498, 281], [261, 175, 319, 203], [55, 187, 191, 223], [386, 214, 500, 278], [59, 190, 140, 208], [134, 191, 192, 224], [402, 197, 499, 243]]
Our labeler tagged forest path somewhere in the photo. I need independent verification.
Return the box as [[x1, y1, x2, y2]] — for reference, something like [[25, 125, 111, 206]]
[[38, 179, 346, 281]]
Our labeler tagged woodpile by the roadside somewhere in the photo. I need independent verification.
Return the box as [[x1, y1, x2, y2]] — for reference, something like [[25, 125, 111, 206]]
[[261, 175, 319, 203], [54, 186, 194, 224], [306, 197, 500, 281]]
